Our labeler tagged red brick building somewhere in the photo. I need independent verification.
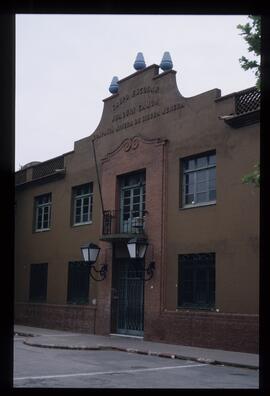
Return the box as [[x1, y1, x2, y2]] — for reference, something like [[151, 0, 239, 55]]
[[15, 59, 260, 353]]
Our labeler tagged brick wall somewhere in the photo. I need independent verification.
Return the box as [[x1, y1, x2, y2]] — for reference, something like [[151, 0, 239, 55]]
[[144, 310, 259, 353], [15, 303, 96, 333]]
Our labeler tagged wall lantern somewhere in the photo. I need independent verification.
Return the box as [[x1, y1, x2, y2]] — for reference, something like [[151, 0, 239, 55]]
[[127, 237, 155, 281], [80, 243, 108, 281]]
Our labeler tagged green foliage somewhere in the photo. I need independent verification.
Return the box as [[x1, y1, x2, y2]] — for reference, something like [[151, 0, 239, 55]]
[[242, 163, 260, 187], [237, 15, 261, 90]]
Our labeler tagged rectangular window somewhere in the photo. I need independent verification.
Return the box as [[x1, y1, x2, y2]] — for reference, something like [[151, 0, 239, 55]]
[[181, 152, 216, 207], [72, 183, 93, 225], [29, 263, 48, 302], [67, 261, 90, 304], [120, 171, 146, 233], [178, 253, 215, 309], [34, 193, 52, 231]]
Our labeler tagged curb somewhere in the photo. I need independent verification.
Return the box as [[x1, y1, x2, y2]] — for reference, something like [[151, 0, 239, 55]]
[[22, 339, 258, 370], [14, 332, 35, 337]]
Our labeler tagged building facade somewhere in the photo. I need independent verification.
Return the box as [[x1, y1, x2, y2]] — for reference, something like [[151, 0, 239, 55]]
[[15, 62, 260, 353]]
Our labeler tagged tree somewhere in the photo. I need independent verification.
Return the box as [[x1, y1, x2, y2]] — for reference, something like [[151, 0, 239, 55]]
[[238, 16, 261, 187], [237, 15, 261, 90], [242, 163, 260, 188]]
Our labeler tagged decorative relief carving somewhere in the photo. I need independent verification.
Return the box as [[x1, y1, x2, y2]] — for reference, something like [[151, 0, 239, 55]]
[[101, 136, 167, 163], [131, 137, 140, 150], [123, 139, 132, 152]]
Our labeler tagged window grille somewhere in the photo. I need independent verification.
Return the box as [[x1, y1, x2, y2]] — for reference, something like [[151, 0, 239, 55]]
[[178, 253, 215, 309]]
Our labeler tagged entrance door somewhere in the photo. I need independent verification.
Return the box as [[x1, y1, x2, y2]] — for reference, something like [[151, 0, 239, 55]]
[[113, 258, 144, 336]]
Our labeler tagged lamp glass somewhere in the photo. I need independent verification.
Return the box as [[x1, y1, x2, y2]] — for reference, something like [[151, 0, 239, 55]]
[[127, 241, 136, 259], [137, 243, 148, 258], [81, 243, 100, 263], [127, 238, 148, 259], [81, 246, 89, 262]]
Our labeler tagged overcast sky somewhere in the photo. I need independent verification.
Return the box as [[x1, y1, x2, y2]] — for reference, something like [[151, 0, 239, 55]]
[[15, 14, 257, 171]]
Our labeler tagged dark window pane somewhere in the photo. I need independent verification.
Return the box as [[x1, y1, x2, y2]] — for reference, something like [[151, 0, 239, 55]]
[[75, 198, 81, 208], [75, 186, 82, 196], [133, 196, 140, 204], [82, 184, 90, 195], [209, 190, 216, 201], [185, 172, 195, 184], [82, 213, 89, 222], [197, 169, 207, 182], [209, 178, 216, 190], [67, 262, 90, 304], [208, 154, 216, 165], [185, 183, 194, 194], [83, 197, 89, 206], [133, 188, 140, 196], [124, 198, 130, 205], [178, 253, 215, 308], [196, 192, 207, 203], [29, 263, 48, 301], [83, 205, 89, 214], [185, 194, 194, 205], [188, 159, 196, 170], [209, 167, 216, 180], [197, 156, 207, 168], [196, 181, 207, 193]]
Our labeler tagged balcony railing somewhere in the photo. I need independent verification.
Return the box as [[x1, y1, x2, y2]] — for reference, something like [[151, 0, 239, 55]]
[[219, 87, 260, 128], [15, 155, 66, 187], [32, 155, 65, 179], [235, 87, 260, 115], [103, 210, 146, 236]]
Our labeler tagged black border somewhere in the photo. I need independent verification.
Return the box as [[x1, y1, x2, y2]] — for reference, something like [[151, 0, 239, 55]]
[[1, 0, 269, 393]]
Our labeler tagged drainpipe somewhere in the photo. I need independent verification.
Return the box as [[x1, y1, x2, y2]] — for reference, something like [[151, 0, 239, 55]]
[[91, 138, 105, 214]]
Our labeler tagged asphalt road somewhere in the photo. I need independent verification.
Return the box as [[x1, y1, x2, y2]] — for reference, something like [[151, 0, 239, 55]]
[[14, 336, 259, 388]]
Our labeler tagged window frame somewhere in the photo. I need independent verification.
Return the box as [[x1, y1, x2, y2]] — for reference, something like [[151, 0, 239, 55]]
[[178, 253, 215, 310], [180, 151, 216, 209], [72, 183, 93, 226], [34, 193, 52, 232]]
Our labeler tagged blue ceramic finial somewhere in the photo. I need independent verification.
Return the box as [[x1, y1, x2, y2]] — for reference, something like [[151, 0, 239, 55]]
[[133, 52, 146, 70], [109, 76, 119, 94], [160, 51, 173, 71]]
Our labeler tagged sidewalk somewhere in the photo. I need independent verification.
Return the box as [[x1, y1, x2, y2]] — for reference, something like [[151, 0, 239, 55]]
[[14, 325, 259, 370]]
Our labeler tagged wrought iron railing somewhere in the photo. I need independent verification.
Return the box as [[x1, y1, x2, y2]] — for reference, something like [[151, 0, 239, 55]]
[[103, 210, 146, 235], [235, 88, 260, 115]]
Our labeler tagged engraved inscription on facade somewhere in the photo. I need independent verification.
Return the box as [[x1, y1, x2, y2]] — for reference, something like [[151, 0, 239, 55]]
[[95, 87, 184, 140]]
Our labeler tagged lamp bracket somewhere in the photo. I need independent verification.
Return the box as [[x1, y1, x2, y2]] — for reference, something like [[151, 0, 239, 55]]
[[88, 262, 108, 282]]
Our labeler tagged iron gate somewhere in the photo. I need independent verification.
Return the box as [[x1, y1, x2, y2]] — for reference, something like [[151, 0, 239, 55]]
[[115, 259, 144, 336]]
